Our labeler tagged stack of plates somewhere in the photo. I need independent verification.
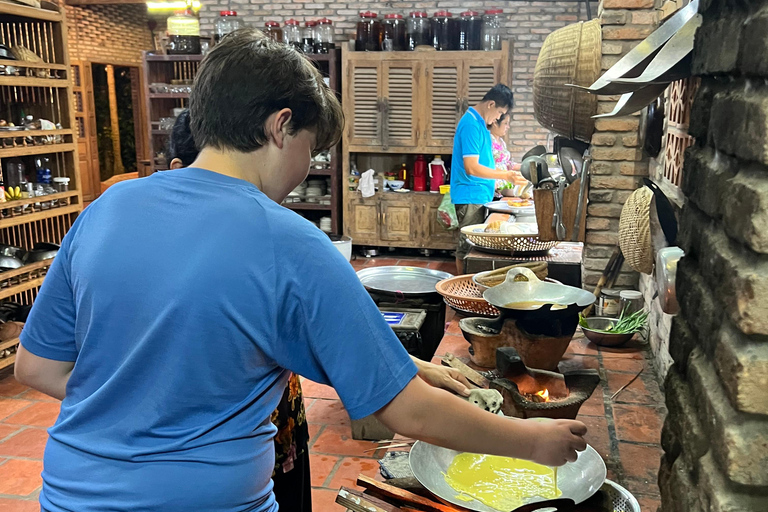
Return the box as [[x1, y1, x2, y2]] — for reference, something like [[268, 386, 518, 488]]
[[319, 217, 332, 233]]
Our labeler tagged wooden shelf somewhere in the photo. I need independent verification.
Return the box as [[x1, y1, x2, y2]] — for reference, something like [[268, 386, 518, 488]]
[[308, 168, 332, 176], [347, 145, 454, 154], [0, 2, 62, 22], [0, 59, 68, 71], [0, 76, 69, 88], [0, 259, 50, 282], [0, 353, 15, 370], [149, 93, 190, 99], [0, 203, 80, 230], [0, 142, 75, 158], [0, 275, 44, 301], [151, 129, 170, 136], [144, 54, 204, 62], [0, 129, 73, 139], [283, 203, 332, 211], [0, 337, 19, 353]]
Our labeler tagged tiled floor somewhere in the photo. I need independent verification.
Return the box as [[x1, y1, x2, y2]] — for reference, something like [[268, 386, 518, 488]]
[[0, 253, 666, 511]]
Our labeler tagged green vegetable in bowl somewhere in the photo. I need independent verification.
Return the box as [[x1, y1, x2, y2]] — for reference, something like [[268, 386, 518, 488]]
[[580, 306, 648, 336]]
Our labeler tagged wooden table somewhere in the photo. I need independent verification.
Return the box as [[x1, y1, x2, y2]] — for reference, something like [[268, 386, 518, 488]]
[[463, 243, 584, 288]]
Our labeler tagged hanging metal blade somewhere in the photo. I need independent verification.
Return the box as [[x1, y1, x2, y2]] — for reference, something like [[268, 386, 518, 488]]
[[592, 83, 668, 118]]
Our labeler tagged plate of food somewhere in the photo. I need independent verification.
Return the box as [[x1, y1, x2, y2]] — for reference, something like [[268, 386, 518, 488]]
[[484, 199, 535, 216]]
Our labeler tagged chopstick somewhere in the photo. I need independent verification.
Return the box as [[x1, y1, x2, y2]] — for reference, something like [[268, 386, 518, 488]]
[[610, 368, 644, 401]]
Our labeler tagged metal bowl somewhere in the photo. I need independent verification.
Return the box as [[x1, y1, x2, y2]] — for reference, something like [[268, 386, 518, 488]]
[[409, 439, 607, 512], [581, 317, 634, 347]]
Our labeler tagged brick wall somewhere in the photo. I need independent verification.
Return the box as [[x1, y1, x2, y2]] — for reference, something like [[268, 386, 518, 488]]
[[65, 4, 155, 65], [199, 1, 596, 160], [659, 0, 768, 510], [582, 0, 659, 289]]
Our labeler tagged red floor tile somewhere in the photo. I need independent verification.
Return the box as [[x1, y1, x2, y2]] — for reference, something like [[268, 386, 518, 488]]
[[598, 340, 646, 360], [578, 390, 606, 417], [433, 334, 468, 357], [430, 261, 460, 275], [619, 442, 663, 483], [307, 399, 350, 427], [0, 399, 33, 423], [558, 354, 599, 372], [17, 389, 59, 402], [394, 259, 431, 268], [362, 257, 399, 267], [310, 487, 342, 510], [308, 453, 340, 487], [0, 459, 42, 496], [300, 379, 339, 400], [308, 423, 323, 445], [0, 378, 28, 398], [607, 371, 653, 405], [0, 498, 40, 512], [3, 402, 60, 428], [327, 456, 381, 491], [312, 424, 383, 458], [612, 404, 664, 445], [0, 424, 21, 441], [443, 318, 463, 336], [0, 428, 49, 459], [601, 356, 646, 374], [579, 414, 612, 462], [636, 495, 661, 512], [566, 337, 599, 356]]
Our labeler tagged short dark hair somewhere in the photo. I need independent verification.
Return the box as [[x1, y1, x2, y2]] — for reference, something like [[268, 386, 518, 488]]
[[491, 112, 509, 127], [167, 110, 198, 167], [190, 29, 343, 155], [482, 84, 514, 110]]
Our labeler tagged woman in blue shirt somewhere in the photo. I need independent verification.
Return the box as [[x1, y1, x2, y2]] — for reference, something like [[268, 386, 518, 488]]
[[15, 30, 587, 512]]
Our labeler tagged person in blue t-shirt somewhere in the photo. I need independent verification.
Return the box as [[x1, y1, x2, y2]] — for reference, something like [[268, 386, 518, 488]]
[[14, 30, 587, 512], [450, 84, 528, 273]]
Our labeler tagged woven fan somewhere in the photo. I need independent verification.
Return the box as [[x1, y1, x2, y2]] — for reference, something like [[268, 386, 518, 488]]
[[619, 187, 654, 274], [11, 45, 48, 78]]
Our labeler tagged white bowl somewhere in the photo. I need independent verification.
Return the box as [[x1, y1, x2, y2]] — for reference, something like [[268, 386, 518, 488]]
[[388, 180, 405, 191]]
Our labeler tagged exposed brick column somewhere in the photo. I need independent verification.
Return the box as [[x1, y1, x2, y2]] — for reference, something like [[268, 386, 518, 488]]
[[583, 0, 659, 289], [659, 1, 768, 510]]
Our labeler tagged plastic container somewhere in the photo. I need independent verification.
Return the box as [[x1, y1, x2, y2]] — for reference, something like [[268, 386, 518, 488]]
[[284, 19, 301, 50], [482, 9, 503, 51], [459, 11, 483, 50], [407, 11, 431, 50], [330, 235, 353, 261], [598, 288, 622, 318], [314, 18, 335, 53], [620, 290, 644, 315], [355, 12, 381, 51], [167, 10, 200, 55], [382, 14, 406, 51], [53, 176, 70, 206], [302, 21, 317, 54], [431, 11, 458, 51], [214, 11, 243, 44], [264, 21, 283, 43]]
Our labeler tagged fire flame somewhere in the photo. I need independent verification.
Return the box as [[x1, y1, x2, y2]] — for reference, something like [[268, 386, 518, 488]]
[[535, 389, 550, 402]]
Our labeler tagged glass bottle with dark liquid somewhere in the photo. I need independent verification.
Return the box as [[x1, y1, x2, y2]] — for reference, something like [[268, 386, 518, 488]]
[[314, 18, 335, 54], [355, 11, 381, 51], [302, 21, 317, 54], [431, 11, 458, 51], [264, 21, 283, 43], [382, 13, 406, 51], [406, 11, 431, 50], [459, 11, 483, 50]]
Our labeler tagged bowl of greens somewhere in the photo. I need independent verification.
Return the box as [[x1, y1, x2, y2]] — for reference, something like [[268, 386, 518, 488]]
[[579, 309, 648, 347]]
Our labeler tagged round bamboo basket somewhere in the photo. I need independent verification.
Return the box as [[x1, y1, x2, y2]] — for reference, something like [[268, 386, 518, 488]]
[[619, 187, 654, 274], [435, 275, 501, 317], [533, 19, 602, 142]]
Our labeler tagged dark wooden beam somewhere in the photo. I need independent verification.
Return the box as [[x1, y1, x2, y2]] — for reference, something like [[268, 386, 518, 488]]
[[65, 0, 147, 6]]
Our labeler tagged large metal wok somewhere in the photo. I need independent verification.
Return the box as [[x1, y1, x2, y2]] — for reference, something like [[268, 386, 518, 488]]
[[410, 439, 606, 512]]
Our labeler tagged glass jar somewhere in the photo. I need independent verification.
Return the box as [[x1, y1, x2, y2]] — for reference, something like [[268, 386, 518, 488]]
[[598, 288, 622, 318], [284, 19, 301, 50], [314, 18, 335, 53], [214, 11, 243, 44], [355, 12, 381, 51], [459, 11, 483, 50], [482, 9, 503, 51], [431, 11, 458, 51], [382, 14, 406, 51], [53, 177, 70, 206], [4, 158, 24, 189], [620, 290, 644, 315], [264, 21, 283, 43], [302, 21, 317, 54], [406, 11, 431, 50], [167, 10, 201, 55]]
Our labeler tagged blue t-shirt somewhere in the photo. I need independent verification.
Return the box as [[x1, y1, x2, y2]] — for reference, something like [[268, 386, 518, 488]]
[[21, 167, 418, 512], [450, 107, 496, 205]]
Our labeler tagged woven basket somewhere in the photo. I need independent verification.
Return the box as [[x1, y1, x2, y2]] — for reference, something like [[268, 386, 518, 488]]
[[619, 187, 654, 274], [533, 19, 602, 142], [461, 224, 558, 254], [435, 275, 501, 317]]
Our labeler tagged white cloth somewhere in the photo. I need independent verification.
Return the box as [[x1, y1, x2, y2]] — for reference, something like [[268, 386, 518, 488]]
[[358, 169, 376, 198]]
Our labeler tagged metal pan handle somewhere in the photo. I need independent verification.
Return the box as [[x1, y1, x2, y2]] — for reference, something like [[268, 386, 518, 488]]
[[511, 497, 576, 512]]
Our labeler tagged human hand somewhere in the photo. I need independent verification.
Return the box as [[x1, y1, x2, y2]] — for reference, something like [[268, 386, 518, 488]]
[[415, 361, 472, 397], [505, 170, 528, 186], [528, 419, 588, 466]]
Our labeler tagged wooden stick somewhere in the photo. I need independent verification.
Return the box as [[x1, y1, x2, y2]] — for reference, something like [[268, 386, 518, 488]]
[[365, 442, 411, 453], [610, 368, 644, 401], [583, 246, 622, 317], [336, 487, 402, 512], [357, 475, 464, 512], [442, 353, 487, 388]]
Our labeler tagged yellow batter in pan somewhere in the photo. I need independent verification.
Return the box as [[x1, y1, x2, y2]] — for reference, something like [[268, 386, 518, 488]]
[[444, 453, 561, 510]]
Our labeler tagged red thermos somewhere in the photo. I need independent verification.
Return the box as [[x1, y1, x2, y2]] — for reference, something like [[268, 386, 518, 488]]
[[412, 155, 427, 191], [429, 155, 446, 192]]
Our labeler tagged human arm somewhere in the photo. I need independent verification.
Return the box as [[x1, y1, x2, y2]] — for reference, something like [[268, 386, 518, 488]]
[[410, 355, 470, 397], [15, 345, 72, 400], [464, 156, 527, 185], [374, 376, 587, 466]]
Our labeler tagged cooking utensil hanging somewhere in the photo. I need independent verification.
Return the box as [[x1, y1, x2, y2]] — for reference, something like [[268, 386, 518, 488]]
[[571, 153, 591, 241], [592, 82, 669, 118]]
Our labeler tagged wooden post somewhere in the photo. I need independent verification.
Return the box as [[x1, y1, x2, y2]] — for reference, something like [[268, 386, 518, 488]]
[[105, 64, 124, 175]]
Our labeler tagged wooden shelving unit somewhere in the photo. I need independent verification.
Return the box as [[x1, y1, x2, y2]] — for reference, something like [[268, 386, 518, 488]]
[[142, 48, 343, 234], [0, 2, 83, 368]]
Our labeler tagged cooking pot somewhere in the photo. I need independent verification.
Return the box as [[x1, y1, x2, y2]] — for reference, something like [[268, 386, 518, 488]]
[[0, 256, 22, 270], [22, 242, 59, 265]]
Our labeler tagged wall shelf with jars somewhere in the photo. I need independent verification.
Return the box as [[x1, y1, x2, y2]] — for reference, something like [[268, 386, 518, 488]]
[[0, 1, 84, 369]]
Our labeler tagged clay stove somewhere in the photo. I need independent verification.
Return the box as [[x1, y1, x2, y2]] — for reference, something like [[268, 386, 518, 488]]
[[490, 347, 600, 420]]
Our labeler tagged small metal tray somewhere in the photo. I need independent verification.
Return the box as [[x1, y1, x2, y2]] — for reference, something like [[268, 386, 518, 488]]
[[356, 266, 453, 297]]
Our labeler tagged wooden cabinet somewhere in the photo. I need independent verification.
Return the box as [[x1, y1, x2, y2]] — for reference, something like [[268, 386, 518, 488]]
[[380, 196, 418, 243], [425, 60, 462, 148], [382, 62, 420, 149]]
